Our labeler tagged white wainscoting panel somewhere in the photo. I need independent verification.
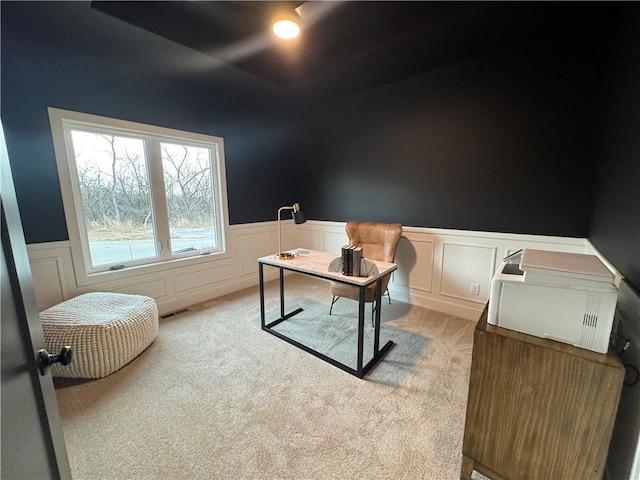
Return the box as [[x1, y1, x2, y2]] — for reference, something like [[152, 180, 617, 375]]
[[235, 230, 264, 277], [264, 225, 279, 257], [27, 223, 282, 315], [113, 279, 168, 299], [296, 227, 321, 252], [174, 262, 233, 293], [439, 243, 496, 304], [294, 222, 588, 320], [28, 220, 591, 320], [29, 258, 65, 311], [323, 230, 349, 257], [393, 236, 434, 293], [26, 242, 74, 310]]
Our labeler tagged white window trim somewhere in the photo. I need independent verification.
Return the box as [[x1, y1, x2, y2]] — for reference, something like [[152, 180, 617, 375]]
[[48, 107, 230, 287]]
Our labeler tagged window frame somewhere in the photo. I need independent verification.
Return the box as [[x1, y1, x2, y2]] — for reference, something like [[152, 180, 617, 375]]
[[48, 107, 230, 286]]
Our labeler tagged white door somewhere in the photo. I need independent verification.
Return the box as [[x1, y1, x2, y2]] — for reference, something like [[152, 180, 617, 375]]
[[1, 120, 72, 479]]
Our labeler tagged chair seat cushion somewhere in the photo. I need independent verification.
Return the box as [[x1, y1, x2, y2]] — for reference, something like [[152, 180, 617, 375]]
[[40, 292, 158, 378], [330, 281, 378, 302]]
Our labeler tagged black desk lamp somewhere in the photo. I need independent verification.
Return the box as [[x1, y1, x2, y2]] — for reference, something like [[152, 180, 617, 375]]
[[277, 203, 306, 259]]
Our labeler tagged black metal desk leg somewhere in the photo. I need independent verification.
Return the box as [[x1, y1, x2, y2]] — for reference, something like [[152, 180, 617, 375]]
[[374, 278, 382, 353], [357, 285, 365, 377], [279, 268, 285, 319], [360, 277, 394, 377], [262, 263, 304, 329], [259, 262, 266, 328]]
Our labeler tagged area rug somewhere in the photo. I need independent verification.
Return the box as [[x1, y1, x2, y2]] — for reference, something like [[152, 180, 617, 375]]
[[262, 296, 430, 385]]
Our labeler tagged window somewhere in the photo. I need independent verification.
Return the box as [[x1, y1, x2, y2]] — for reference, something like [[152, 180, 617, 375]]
[[49, 108, 229, 282]]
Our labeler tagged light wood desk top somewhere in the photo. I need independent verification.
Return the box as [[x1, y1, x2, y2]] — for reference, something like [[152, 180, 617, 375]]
[[258, 249, 397, 286]]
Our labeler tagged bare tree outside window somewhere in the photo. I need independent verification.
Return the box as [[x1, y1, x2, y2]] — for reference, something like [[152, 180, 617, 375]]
[[71, 130, 156, 266], [70, 131, 218, 267], [161, 142, 218, 254]]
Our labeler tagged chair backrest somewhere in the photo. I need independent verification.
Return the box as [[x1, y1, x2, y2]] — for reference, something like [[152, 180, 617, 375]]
[[345, 222, 403, 263]]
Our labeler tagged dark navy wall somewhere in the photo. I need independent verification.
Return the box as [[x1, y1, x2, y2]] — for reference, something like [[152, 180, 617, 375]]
[[2, 1, 638, 288], [304, 28, 608, 237], [1, 2, 311, 243], [589, 6, 640, 292]]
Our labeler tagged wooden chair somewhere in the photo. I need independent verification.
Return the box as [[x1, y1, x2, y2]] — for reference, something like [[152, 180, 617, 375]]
[[329, 222, 403, 325]]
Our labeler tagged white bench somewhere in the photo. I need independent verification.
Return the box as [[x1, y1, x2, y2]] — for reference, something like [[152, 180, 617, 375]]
[[40, 292, 159, 378]]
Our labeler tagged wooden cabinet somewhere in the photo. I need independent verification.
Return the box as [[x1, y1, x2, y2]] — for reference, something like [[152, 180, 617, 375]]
[[461, 306, 624, 480]]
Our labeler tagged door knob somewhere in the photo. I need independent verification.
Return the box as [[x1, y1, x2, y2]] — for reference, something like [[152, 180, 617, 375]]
[[38, 346, 73, 376]]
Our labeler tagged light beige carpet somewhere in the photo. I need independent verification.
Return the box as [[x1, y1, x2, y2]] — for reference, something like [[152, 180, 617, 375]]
[[54, 275, 477, 480]]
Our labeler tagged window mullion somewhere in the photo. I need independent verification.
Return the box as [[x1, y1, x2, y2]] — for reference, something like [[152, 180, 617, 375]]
[[210, 144, 224, 252], [146, 137, 171, 260]]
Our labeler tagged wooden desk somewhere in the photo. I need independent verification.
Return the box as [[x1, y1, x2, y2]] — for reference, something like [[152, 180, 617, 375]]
[[258, 249, 397, 378], [461, 306, 624, 480]]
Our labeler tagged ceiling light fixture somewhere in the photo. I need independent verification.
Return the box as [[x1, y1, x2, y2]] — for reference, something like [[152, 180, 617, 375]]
[[272, 18, 300, 40]]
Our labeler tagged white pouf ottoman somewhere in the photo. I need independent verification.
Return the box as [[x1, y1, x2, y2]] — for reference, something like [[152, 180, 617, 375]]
[[40, 292, 159, 378]]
